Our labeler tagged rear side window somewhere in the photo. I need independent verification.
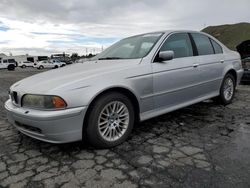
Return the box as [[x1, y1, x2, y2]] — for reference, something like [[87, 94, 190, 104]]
[[160, 33, 193, 58], [191, 33, 214, 56], [210, 39, 223, 54]]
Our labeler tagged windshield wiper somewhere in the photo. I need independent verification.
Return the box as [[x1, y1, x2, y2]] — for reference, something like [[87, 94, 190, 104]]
[[98, 57, 124, 60]]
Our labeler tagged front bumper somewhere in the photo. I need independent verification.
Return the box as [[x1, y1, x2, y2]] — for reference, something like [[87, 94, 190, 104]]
[[5, 99, 87, 143], [241, 70, 250, 82]]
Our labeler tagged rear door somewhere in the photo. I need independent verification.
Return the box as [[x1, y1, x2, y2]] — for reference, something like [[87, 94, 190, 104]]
[[190, 33, 224, 95], [152, 32, 201, 110], [47, 61, 54, 68]]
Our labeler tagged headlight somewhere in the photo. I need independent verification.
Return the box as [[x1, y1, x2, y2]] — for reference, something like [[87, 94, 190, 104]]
[[22, 94, 67, 109], [242, 60, 250, 70]]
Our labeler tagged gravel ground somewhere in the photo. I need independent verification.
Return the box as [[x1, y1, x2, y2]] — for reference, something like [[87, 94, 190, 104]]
[[0, 68, 250, 188]]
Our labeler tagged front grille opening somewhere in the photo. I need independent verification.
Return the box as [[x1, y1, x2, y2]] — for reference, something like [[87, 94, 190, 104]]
[[15, 121, 42, 134]]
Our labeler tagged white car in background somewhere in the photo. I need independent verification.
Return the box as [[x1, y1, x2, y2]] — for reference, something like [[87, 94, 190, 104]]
[[34, 60, 66, 69], [0, 59, 16, 71], [50, 59, 66, 67], [19, 61, 34, 68]]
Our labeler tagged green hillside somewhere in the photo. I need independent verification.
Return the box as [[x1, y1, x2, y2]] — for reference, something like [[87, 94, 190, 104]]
[[202, 22, 250, 50]]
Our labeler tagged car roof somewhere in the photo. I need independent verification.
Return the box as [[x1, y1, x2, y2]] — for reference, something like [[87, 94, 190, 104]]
[[127, 30, 206, 39], [126, 30, 230, 51]]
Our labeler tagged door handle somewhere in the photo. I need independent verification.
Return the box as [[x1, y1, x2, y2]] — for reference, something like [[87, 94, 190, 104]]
[[193, 63, 199, 68], [220, 60, 224, 63]]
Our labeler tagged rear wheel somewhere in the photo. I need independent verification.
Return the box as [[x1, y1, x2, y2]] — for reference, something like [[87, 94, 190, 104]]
[[38, 65, 44, 69], [54, 65, 58, 69], [216, 73, 236, 105], [85, 92, 135, 148], [22, 65, 26, 68], [7, 64, 15, 71]]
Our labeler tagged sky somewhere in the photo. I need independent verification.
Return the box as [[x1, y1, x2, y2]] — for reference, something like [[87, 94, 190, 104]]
[[0, 0, 249, 56]]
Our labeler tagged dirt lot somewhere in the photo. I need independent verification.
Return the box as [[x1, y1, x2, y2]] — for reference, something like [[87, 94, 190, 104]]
[[0, 68, 250, 188]]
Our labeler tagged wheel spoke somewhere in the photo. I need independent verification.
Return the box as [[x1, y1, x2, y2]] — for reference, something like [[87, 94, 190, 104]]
[[112, 102, 117, 113], [119, 113, 129, 118], [116, 126, 122, 133], [102, 111, 109, 117], [117, 105, 124, 114], [107, 105, 112, 114], [99, 120, 108, 126]]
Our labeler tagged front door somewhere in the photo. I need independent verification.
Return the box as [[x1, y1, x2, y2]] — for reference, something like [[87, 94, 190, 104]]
[[152, 32, 201, 110]]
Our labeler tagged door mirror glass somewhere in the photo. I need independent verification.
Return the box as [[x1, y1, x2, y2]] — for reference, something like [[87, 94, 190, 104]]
[[159, 50, 174, 62]]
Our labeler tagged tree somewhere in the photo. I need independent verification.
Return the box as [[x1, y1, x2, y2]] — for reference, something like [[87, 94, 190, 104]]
[[71, 53, 80, 62], [86, 53, 95, 58]]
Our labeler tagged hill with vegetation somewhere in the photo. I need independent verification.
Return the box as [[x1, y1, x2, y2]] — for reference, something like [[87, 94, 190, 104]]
[[202, 22, 250, 50]]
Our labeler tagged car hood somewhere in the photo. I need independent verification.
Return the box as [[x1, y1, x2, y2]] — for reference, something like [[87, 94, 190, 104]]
[[11, 59, 141, 94]]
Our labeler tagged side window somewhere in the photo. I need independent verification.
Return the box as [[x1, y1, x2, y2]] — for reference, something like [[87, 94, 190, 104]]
[[191, 33, 214, 55], [160, 33, 193, 59], [210, 39, 223, 54], [3, 60, 7, 63]]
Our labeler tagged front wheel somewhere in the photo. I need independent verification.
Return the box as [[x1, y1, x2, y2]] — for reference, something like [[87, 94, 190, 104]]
[[85, 92, 135, 148], [216, 74, 236, 105]]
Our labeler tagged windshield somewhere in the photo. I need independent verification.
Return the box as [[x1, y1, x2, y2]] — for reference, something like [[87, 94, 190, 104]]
[[93, 32, 163, 60]]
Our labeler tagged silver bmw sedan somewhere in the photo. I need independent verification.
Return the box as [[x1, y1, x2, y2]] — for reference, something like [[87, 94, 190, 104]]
[[5, 30, 243, 148]]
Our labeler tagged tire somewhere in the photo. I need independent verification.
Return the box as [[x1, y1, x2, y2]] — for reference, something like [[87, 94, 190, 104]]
[[7, 64, 15, 71], [22, 65, 26, 68], [215, 73, 236, 105], [39, 65, 44, 69], [54, 65, 58, 69], [85, 92, 135, 148]]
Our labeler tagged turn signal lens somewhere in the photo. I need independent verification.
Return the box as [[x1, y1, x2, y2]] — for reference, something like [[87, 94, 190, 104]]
[[52, 96, 67, 108]]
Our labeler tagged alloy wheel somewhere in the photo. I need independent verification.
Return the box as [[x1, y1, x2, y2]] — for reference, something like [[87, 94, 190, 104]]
[[223, 77, 234, 101], [97, 101, 129, 142]]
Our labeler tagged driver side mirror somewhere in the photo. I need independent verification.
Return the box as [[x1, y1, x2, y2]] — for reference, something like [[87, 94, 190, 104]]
[[158, 50, 174, 62]]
